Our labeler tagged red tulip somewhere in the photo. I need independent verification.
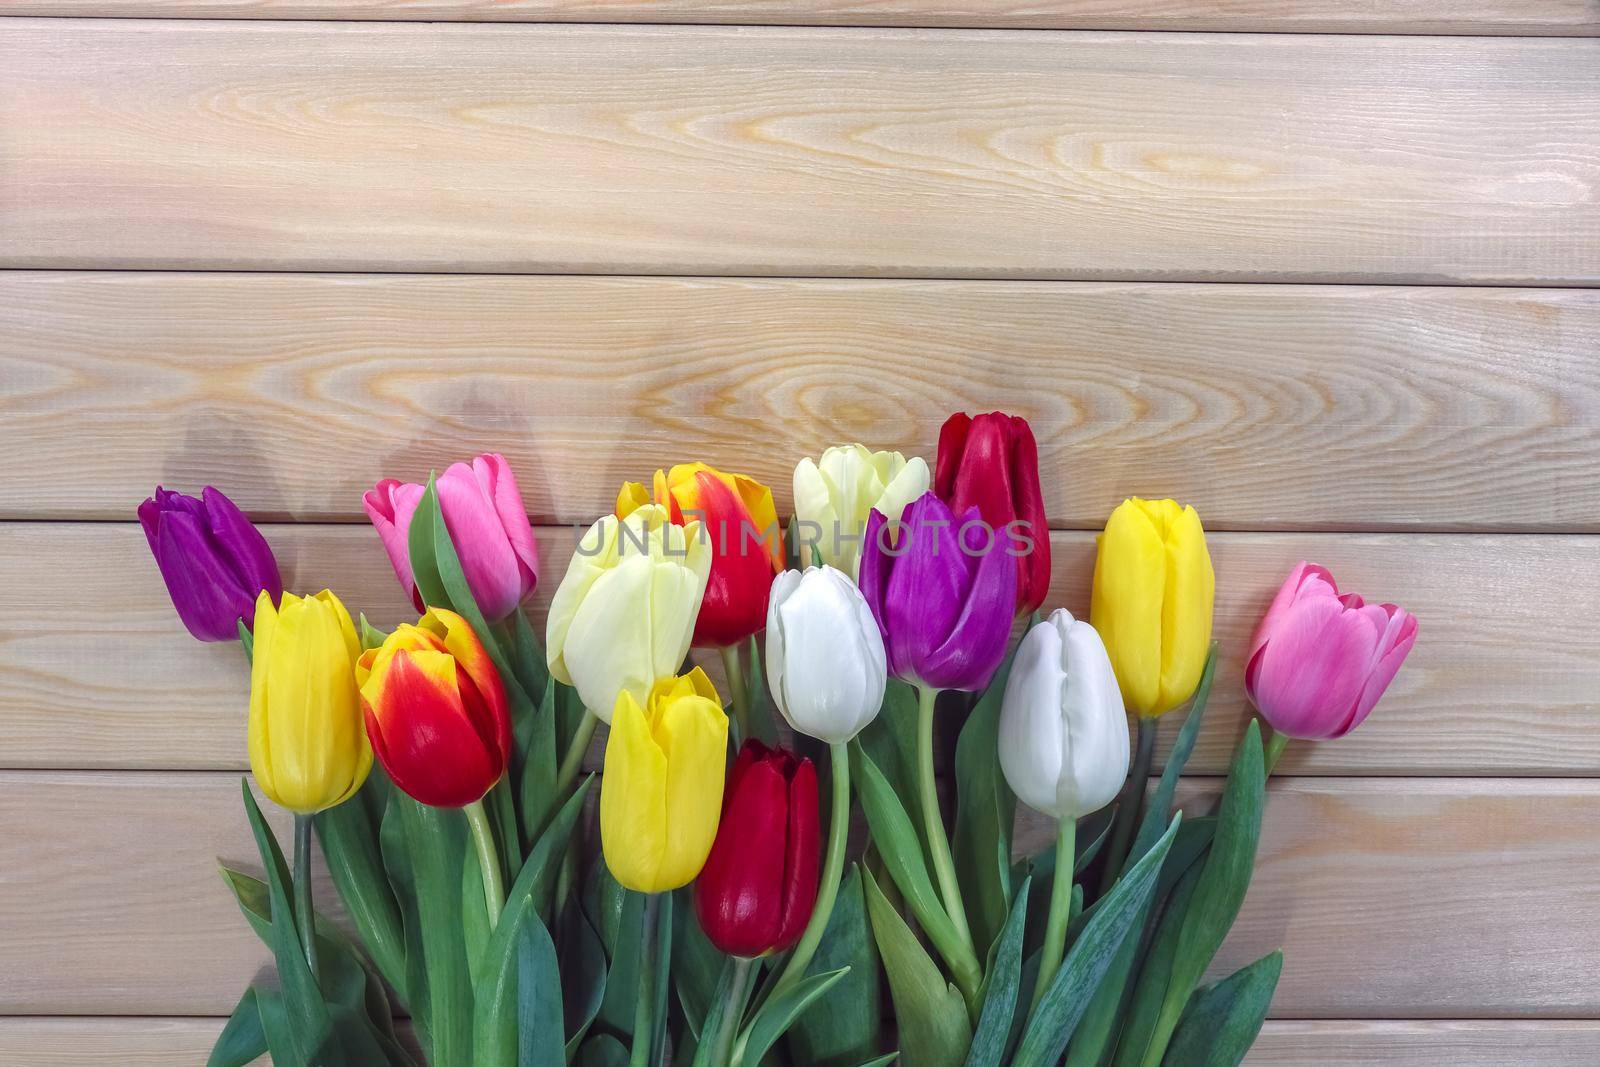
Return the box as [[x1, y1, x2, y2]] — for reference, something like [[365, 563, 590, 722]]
[[695, 741, 820, 957], [356, 608, 512, 807], [934, 411, 1050, 616]]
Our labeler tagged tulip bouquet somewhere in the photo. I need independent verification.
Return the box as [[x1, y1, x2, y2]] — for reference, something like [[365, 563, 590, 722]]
[[140, 416, 1416, 1067]]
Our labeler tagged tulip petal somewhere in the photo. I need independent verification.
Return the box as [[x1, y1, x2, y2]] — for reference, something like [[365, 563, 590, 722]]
[[601, 692, 670, 892], [1091, 500, 1166, 715], [1248, 596, 1374, 740], [915, 505, 1016, 692], [654, 693, 729, 890], [695, 749, 788, 955], [201, 486, 283, 607], [366, 649, 500, 807], [473, 453, 540, 592], [152, 510, 258, 640], [1059, 617, 1130, 817], [1337, 605, 1418, 737], [689, 471, 774, 647], [881, 495, 971, 682], [1156, 505, 1215, 713], [776, 757, 821, 950], [437, 461, 525, 621], [998, 619, 1067, 817]]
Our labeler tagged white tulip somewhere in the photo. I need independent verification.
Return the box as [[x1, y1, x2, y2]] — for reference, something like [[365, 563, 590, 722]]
[[766, 565, 887, 743], [999, 608, 1131, 820], [792, 445, 930, 578]]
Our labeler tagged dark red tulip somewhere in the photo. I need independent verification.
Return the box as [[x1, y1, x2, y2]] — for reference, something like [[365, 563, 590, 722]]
[[695, 741, 820, 957], [934, 411, 1050, 616]]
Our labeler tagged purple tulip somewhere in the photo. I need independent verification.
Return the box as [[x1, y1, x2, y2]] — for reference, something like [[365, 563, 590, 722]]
[[138, 487, 283, 642], [859, 491, 1017, 692]]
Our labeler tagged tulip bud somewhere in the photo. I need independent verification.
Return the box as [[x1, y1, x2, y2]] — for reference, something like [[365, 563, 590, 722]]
[[695, 740, 820, 957], [1246, 562, 1418, 740], [859, 492, 1016, 693], [600, 668, 729, 893], [248, 590, 372, 814], [999, 609, 1130, 820], [546, 504, 712, 721], [363, 453, 540, 622], [934, 412, 1051, 616], [1090, 497, 1215, 717], [617, 464, 783, 648], [766, 566, 886, 743], [357, 608, 512, 807], [139, 486, 283, 641], [792, 445, 929, 579]]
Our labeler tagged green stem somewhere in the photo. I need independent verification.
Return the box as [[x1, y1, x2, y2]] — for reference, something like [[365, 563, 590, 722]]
[[555, 708, 599, 799], [719, 643, 751, 745], [1098, 716, 1157, 898], [1029, 817, 1077, 1014], [631, 894, 662, 1067], [292, 813, 318, 981], [916, 685, 974, 953], [710, 955, 758, 1067], [768, 741, 851, 999], [1264, 728, 1290, 777], [464, 799, 505, 928]]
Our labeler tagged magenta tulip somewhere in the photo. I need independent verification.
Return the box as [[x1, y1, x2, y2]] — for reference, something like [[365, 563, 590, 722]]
[[859, 491, 1016, 693], [364, 454, 539, 622], [139, 486, 283, 642], [1245, 562, 1418, 740]]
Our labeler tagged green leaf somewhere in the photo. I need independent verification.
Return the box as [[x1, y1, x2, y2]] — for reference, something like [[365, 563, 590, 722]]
[[963, 877, 1031, 1067], [740, 966, 851, 1067], [596, 890, 646, 1036], [857, 1057, 899, 1067], [862, 866, 972, 1067], [1108, 861, 1204, 1067], [648, 892, 676, 1065], [672, 886, 726, 1040], [577, 1034, 630, 1067], [1011, 815, 1182, 1067], [358, 613, 390, 651], [952, 657, 1017, 961], [395, 790, 475, 1067], [238, 779, 331, 1067], [1162, 723, 1265, 1032], [317, 783, 407, 995], [690, 957, 742, 1067], [504, 605, 551, 704], [407, 473, 450, 612], [208, 986, 268, 1067], [560, 898, 609, 1055], [786, 865, 883, 1067], [1128, 645, 1217, 868], [380, 788, 434, 1056], [473, 779, 592, 1066], [516, 916, 566, 1067], [851, 742, 967, 974], [857, 681, 922, 817], [518, 675, 561, 849], [744, 632, 779, 744], [1162, 950, 1282, 1067]]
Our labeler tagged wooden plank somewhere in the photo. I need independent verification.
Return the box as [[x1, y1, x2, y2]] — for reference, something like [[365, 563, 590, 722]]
[[1011, 777, 1600, 1019], [3, 523, 1596, 776], [1247, 1021, 1600, 1065], [6, 273, 1599, 531], [4, 1018, 1600, 1064], [3, 25, 1597, 283], [2, 0, 1597, 34], [3, 772, 1596, 1016]]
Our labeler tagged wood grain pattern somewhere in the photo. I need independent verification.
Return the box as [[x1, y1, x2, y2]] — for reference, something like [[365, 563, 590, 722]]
[[3, 0, 1598, 33], [5, 1018, 1600, 1064], [4, 24, 1598, 282], [3, 772, 1596, 1016], [5, 523, 1596, 776], [6, 273, 1599, 531]]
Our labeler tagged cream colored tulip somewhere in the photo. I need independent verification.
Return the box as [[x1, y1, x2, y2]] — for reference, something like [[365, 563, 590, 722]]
[[792, 445, 929, 578], [546, 504, 711, 722]]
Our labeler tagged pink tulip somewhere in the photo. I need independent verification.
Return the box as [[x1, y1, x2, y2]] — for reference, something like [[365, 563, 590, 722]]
[[1245, 562, 1417, 740], [364, 454, 539, 622]]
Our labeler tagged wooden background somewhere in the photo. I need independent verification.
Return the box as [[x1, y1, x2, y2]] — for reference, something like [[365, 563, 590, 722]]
[[2, 1, 1599, 1062]]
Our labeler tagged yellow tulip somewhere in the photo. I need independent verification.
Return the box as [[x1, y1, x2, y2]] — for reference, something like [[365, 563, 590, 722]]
[[600, 668, 729, 893], [546, 503, 712, 721], [1090, 498, 1215, 717], [247, 589, 373, 813]]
